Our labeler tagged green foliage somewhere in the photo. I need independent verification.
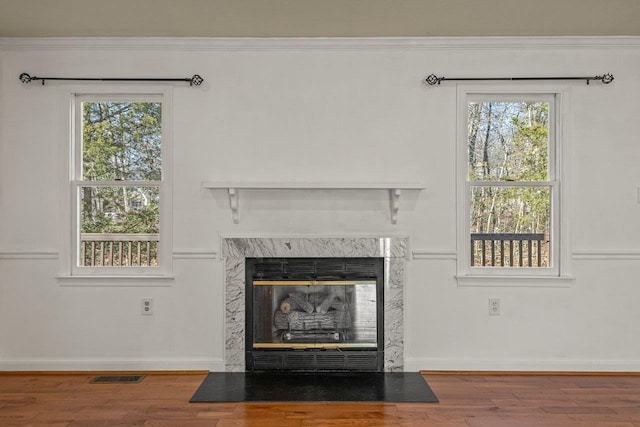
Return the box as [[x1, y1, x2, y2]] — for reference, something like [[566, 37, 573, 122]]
[[82, 102, 161, 181], [80, 187, 159, 234], [80, 101, 161, 235], [468, 101, 551, 238]]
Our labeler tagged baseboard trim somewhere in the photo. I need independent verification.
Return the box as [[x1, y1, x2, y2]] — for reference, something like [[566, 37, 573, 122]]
[[0, 358, 224, 372], [406, 357, 640, 372], [421, 370, 640, 376], [0, 370, 209, 376]]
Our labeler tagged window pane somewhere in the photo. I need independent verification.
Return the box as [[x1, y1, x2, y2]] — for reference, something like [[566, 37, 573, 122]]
[[468, 101, 549, 181], [470, 186, 550, 267], [82, 102, 162, 181], [79, 186, 159, 267]]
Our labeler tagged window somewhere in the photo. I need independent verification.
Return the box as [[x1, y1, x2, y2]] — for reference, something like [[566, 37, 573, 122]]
[[70, 93, 171, 276], [457, 91, 566, 279]]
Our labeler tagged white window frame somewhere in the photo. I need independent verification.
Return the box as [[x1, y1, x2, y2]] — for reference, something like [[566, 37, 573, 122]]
[[455, 86, 573, 285], [60, 87, 173, 279]]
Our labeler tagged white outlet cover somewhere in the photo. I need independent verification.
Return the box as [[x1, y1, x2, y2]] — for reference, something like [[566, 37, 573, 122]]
[[141, 298, 153, 315], [488, 298, 500, 316]]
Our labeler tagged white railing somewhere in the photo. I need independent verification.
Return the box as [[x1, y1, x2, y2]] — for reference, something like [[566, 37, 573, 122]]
[[471, 233, 549, 267], [80, 233, 159, 267]]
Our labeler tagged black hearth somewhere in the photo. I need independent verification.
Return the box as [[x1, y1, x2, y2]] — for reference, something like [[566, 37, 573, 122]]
[[245, 257, 384, 371]]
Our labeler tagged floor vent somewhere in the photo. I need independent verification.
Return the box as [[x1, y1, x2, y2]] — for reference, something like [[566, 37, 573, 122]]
[[90, 375, 146, 384]]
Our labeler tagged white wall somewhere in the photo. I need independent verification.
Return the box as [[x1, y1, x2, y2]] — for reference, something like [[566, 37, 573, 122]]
[[1, 37, 639, 371]]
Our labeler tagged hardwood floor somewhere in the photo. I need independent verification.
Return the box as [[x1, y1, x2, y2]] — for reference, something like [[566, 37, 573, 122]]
[[1, 372, 640, 426]]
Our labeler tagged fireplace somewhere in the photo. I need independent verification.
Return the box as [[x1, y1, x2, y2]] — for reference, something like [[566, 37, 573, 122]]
[[245, 257, 384, 371], [222, 237, 407, 372]]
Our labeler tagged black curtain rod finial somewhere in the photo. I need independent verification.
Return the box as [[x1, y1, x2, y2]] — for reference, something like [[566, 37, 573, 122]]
[[19, 72, 33, 84], [597, 73, 615, 84], [425, 74, 443, 86], [190, 74, 204, 86]]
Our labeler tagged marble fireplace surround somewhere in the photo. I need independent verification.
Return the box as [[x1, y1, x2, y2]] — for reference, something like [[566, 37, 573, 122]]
[[222, 236, 408, 372]]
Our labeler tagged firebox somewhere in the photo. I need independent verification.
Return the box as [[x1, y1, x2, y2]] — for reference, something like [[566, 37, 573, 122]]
[[245, 257, 384, 371]]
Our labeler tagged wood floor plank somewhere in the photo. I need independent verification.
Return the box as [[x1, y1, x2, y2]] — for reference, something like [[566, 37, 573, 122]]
[[2, 373, 640, 425]]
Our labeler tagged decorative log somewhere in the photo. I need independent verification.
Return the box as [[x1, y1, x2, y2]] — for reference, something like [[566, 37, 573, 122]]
[[279, 298, 292, 314], [316, 291, 337, 314], [288, 292, 314, 314], [329, 300, 348, 312], [273, 310, 351, 330], [274, 311, 290, 329]]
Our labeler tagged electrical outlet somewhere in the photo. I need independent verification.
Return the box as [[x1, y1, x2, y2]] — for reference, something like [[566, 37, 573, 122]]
[[488, 298, 500, 316], [141, 298, 153, 315]]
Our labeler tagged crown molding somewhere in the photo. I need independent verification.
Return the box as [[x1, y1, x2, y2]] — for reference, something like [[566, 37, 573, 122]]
[[1, 36, 640, 52]]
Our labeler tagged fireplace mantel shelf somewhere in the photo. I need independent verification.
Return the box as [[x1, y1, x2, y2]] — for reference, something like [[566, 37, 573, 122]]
[[202, 182, 426, 224]]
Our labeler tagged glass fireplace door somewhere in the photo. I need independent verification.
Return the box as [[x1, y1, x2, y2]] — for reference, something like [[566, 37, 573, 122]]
[[252, 280, 378, 350]]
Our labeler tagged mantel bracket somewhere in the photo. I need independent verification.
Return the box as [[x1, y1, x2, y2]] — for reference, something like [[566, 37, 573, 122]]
[[228, 188, 240, 224], [390, 189, 402, 225]]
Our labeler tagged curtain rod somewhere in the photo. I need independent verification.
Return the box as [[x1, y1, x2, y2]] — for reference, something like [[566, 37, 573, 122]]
[[19, 73, 204, 86], [425, 73, 614, 86]]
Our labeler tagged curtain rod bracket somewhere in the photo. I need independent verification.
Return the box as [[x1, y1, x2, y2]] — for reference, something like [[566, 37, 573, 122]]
[[425, 73, 614, 86], [18, 73, 204, 86]]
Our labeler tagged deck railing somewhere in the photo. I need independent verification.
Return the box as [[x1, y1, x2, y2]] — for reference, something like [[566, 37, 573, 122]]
[[80, 232, 546, 268], [471, 233, 548, 267], [80, 233, 159, 267]]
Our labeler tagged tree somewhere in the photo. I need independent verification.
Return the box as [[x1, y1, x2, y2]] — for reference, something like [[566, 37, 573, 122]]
[[468, 100, 551, 266], [80, 101, 161, 235]]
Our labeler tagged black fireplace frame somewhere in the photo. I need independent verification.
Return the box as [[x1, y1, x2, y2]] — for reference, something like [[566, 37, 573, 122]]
[[245, 257, 385, 372]]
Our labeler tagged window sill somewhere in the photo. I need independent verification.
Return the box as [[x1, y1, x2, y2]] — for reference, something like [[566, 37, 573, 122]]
[[455, 274, 575, 288], [56, 275, 175, 287]]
